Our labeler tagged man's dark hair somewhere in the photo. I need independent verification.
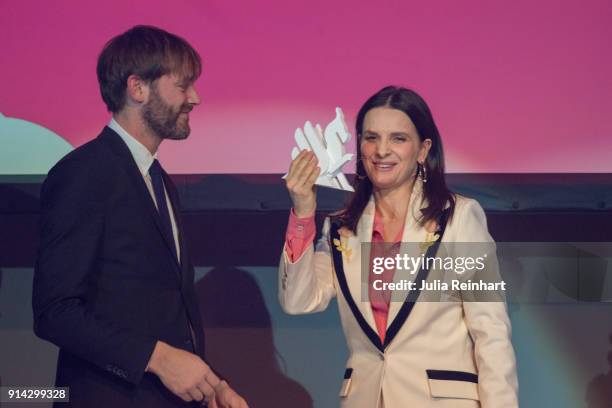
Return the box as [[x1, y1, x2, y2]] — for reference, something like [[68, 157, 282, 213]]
[[97, 25, 202, 113]]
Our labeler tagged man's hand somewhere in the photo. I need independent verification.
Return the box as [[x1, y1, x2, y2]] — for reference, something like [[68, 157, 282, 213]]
[[212, 381, 249, 408], [146, 341, 215, 402]]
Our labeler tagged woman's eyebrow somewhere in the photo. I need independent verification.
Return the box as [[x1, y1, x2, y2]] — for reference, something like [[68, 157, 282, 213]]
[[363, 130, 410, 137]]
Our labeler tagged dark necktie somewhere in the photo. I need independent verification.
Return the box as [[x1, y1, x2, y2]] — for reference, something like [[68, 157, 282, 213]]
[[149, 159, 178, 262]]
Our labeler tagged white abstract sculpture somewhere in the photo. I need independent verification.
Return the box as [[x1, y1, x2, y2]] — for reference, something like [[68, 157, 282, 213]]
[[285, 107, 354, 192]]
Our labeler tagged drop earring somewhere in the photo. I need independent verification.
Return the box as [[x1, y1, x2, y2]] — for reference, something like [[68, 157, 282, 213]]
[[419, 161, 428, 183]]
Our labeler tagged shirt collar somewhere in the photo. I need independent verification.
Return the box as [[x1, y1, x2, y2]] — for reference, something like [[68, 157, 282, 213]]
[[372, 210, 404, 243], [108, 118, 157, 176], [373, 211, 385, 238]]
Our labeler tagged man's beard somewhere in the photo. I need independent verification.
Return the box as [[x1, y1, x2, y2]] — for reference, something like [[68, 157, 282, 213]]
[[142, 87, 191, 140]]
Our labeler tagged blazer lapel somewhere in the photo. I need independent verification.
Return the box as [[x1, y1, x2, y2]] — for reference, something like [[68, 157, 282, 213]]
[[386, 179, 428, 327], [384, 180, 452, 348], [347, 198, 377, 336], [330, 204, 383, 352], [98, 127, 181, 277], [163, 172, 206, 355]]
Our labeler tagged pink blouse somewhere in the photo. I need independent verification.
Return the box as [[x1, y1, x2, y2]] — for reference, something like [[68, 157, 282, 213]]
[[284, 210, 404, 343]]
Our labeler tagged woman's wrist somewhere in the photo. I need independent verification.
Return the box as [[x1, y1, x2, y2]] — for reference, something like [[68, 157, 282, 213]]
[[293, 206, 315, 218]]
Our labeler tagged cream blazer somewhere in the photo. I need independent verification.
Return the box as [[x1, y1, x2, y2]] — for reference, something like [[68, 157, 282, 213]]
[[278, 180, 519, 408]]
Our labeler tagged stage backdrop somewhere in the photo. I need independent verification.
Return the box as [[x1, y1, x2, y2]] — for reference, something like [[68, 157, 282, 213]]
[[1, 0, 612, 174], [2, 2, 612, 407]]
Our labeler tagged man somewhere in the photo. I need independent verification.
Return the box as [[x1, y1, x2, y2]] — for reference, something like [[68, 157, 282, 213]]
[[32, 25, 248, 408]]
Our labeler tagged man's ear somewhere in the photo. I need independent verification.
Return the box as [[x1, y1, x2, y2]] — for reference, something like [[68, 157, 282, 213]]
[[125, 74, 148, 104]]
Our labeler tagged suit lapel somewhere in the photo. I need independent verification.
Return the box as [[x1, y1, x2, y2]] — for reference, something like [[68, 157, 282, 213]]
[[347, 198, 377, 336], [383, 180, 451, 348], [330, 207, 383, 352], [164, 172, 205, 358], [98, 127, 181, 278], [163, 172, 206, 355], [386, 179, 427, 327]]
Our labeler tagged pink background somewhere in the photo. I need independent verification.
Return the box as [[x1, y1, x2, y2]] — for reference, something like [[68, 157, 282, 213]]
[[2, 0, 611, 173]]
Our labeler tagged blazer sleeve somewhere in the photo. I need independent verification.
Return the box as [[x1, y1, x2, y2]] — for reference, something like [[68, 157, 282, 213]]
[[278, 216, 336, 314], [32, 156, 157, 385], [455, 199, 519, 408]]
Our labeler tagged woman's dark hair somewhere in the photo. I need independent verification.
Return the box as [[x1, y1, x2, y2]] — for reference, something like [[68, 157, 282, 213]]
[[97, 25, 202, 113], [335, 86, 455, 232]]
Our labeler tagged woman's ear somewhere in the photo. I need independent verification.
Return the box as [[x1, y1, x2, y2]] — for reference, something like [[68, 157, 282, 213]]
[[419, 138, 433, 162]]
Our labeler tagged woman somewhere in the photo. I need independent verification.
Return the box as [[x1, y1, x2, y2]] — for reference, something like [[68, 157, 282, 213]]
[[279, 86, 518, 408]]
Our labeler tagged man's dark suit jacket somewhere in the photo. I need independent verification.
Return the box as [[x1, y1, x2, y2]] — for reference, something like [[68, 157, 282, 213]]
[[33, 127, 206, 407]]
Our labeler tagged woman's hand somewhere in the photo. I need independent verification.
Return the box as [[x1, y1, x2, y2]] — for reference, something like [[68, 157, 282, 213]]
[[285, 150, 320, 218]]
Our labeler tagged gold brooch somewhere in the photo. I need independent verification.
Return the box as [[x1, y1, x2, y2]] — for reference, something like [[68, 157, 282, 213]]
[[333, 237, 352, 260], [419, 232, 440, 252]]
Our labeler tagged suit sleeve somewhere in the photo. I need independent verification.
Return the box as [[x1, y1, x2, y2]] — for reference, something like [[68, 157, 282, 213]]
[[32, 157, 157, 385], [456, 199, 519, 408], [279, 216, 336, 314]]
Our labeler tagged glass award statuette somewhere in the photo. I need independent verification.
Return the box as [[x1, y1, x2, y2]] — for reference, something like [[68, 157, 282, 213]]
[[284, 107, 355, 191]]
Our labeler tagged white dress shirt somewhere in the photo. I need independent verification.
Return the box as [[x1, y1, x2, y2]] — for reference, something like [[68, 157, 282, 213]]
[[108, 118, 181, 261]]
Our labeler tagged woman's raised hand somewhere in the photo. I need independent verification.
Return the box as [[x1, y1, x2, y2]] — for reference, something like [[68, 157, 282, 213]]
[[285, 150, 320, 218]]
